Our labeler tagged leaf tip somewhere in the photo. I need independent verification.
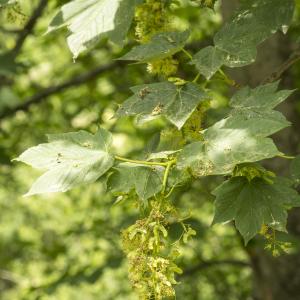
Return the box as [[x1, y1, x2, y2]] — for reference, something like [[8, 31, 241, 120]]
[[11, 157, 19, 162]]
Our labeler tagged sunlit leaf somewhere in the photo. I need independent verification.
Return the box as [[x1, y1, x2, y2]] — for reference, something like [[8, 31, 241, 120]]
[[14, 129, 114, 196], [117, 82, 209, 129], [178, 83, 291, 176], [48, 0, 141, 58]]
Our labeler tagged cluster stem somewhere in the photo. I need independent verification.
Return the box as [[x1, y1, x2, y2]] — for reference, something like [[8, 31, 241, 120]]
[[162, 159, 176, 194]]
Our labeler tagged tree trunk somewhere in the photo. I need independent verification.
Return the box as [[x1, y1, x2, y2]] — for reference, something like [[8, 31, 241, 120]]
[[221, 1, 300, 299]]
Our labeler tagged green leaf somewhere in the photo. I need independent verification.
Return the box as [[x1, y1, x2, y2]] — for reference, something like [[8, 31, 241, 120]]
[[208, 109, 290, 140], [230, 82, 294, 110], [119, 31, 189, 62], [212, 177, 300, 244], [48, 0, 141, 58], [191, 46, 227, 80], [117, 82, 210, 129], [177, 137, 279, 177], [226, 82, 292, 136], [215, 0, 294, 66], [108, 163, 163, 201], [14, 129, 114, 196], [178, 83, 291, 175], [192, 0, 295, 78]]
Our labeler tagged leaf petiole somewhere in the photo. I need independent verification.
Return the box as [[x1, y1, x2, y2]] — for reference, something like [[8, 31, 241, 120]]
[[217, 69, 239, 87], [181, 48, 193, 60], [277, 154, 295, 160], [114, 155, 174, 167], [192, 72, 201, 83]]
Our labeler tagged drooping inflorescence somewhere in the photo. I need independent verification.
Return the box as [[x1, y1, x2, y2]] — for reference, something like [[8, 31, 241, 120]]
[[121, 198, 188, 299]]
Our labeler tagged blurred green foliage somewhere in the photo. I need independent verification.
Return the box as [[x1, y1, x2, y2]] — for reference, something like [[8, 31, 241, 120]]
[[1, 1, 299, 299]]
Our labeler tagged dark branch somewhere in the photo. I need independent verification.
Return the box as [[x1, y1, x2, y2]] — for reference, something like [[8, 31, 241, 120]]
[[181, 259, 251, 277], [12, 0, 48, 56], [0, 61, 125, 120], [0, 38, 211, 120], [264, 49, 300, 84]]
